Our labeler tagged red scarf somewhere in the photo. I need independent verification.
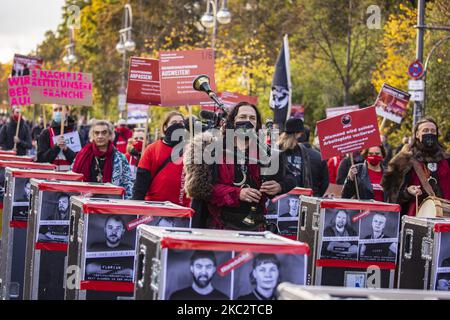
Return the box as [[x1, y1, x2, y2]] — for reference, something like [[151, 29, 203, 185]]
[[73, 142, 114, 183]]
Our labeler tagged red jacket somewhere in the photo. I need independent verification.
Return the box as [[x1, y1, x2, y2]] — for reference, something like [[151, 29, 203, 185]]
[[207, 162, 267, 229], [114, 127, 133, 154]]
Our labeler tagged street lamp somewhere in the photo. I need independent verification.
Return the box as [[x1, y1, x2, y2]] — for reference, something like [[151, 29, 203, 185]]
[[116, 4, 136, 119], [63, 27, 77, 69], [200, 0, 231, 49]]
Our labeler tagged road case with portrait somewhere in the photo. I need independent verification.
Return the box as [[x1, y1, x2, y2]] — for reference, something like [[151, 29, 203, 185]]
[[297, 196, 400, 288], [265, 187, 313, 240], [0, 154, 33, 162], [65, 197, 194, 300], [0, 161, 56, 243], [23, 181, 126, 300], [134, 226, 310, 300], [398, 216, 450, 291], [0, 169, 83, 300]]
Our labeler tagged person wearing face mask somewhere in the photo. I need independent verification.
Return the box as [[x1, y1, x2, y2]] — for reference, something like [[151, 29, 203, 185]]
[[342, 145, 387, 201], [126, 128, 145, 181], [37, 105, 79, 171], [132, 111, 190, 207], [382, 117, 450, 216], [200, 102, 293, 230], [0, 106, 32, 156], [277, 118, 313, 190], [114, 119, 133, 154]]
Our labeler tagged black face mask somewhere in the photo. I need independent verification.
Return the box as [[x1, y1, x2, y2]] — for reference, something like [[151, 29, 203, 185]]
[[235, 121, 254, 131], [297, 135, 307, 143], [163, 123, 185, 146], [421, 133, 438, 149]]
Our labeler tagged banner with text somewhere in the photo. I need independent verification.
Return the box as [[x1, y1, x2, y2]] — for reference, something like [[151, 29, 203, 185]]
[[8, 76, 31, 106], [127, 104, 149, 124], [30, 70, 93, 106], [374, 84, 410, 124], [326, 105, 359, 119], [126, 57, 161, 105], [159, 49, 215, 106], [202, 91, 258, 112], [11, 54, 43, 77], [317, 107, 381, 160]]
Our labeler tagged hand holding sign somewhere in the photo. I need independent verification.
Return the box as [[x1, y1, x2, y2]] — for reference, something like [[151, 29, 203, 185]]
[[52, 131, 81, 153], [57, 135, 67, 151]]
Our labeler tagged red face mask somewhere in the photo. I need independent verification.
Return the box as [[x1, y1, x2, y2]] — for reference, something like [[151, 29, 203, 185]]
[[132, 140, 143, 152], [366, 155, 383, 166]]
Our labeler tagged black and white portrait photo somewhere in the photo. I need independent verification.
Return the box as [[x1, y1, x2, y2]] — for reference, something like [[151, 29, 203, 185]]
[[321, 209, 359, 260], [358, 212, 399, 262], [87, 214, 136, 252], [13, 178, 31, 203], [265, 198, 278, 218], [166, 249, 232, 300], [38, 192, 73, 244], [148, 216, 190, 228], [435, 232, 450, 291], [12, 205, 29, 222], [278, 195, 300, 219], [0, 167, 6, 202], [234, 253, 306, 300]]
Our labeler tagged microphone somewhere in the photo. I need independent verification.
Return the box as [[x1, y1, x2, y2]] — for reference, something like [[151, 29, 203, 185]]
[[192, 75, 224, 111], [200, 110, 217, 121]]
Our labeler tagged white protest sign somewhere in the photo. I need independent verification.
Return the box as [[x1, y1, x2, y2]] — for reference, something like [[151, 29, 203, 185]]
[[127, 104, 149, 124], [52, 131, 82, 152]]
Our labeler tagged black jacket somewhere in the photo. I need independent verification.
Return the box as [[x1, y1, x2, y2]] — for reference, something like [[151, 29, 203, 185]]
[[37, 118, 78, 164], [282, 143, 313, 190], [336, 154, 365, 185], [342, 162, 386, 201], [0, 118, 32, 155], [303, 143, 329, 197]]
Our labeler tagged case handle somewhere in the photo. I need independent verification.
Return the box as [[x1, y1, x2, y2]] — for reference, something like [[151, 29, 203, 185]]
[[300, 206, 308, 230], [404, 229, 414, 260], [137, 244, 147, 289], [69, 210, 76, 242]]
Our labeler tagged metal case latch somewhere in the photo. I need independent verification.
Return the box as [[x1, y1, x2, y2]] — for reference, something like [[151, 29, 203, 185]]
[[150, 257, 161, 292], [421, 237, 433, 261], [77, 220, 84, 243], [404, 229, 414, 260], [312, 211, 320, 231]]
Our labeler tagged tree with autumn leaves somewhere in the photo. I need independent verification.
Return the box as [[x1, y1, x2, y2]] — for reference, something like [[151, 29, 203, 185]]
[[1, 0, 448, 148]]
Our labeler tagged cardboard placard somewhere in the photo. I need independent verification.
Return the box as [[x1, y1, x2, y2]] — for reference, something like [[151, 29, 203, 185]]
[[30, 70, 93, 106], [51, 131, 82, 152], [291, 104, 304, 120], [127, 104, 149, 125], [126, 57, 161, 105], [326, 105, 359, 119], [374, 84, 410, 124], [8, 76, 31, 106], [317, 107, 381, 160], [11, 54, 43, 77], [159, 49, 215, 106]]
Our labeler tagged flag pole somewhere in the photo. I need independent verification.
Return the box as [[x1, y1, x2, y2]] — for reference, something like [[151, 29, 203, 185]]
[[284, 34, 292, 123]]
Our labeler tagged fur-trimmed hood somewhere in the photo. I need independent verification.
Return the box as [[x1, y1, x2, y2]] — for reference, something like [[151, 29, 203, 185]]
[[183, 131, 218, 200], [381, 149, 414, 203]]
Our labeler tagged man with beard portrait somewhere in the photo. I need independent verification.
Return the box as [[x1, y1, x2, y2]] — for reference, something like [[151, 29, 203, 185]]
[[89, 215, 132, 251], [169, 250, 229, 300]]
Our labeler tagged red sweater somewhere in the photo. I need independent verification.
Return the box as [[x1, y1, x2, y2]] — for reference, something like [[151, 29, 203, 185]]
[[138, 140, 190, 207]]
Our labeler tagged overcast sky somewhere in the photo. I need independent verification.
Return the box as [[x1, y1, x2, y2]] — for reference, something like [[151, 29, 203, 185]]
[[0, 0, 66, 63]]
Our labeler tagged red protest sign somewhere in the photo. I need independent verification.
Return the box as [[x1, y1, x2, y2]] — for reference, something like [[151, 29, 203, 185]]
[[126, 57, 161, 105], [159, 49, 216, 106], [374, 83, 410, 124], [11, 54, 43, 77], [317, 106, 381, 160], [8, 76, 31, 106], [30, 70, 93, 106]]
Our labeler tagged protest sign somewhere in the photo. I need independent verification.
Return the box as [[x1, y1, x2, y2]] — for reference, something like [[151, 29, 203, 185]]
[[317, 107, 381, 160], [126, 57, 161, 105], [374, 84, 410, 124], [30, 70, 93, 106], [291, 104, 304, 120], [51, 131, 82, 152], [159, 49, 216, 106], [326, 105, 359, 119], [8, 76, 31, 106], [11, 54, 43, 77], [127, 104, 149, 124]]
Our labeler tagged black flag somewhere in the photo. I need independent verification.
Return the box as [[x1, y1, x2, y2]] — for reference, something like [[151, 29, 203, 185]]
[[269, 35, 291, 128]]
